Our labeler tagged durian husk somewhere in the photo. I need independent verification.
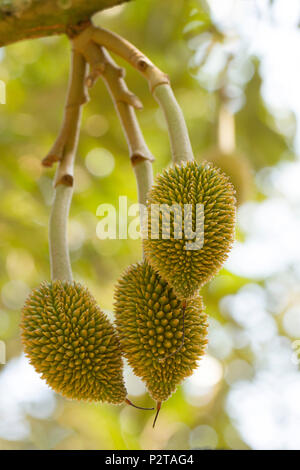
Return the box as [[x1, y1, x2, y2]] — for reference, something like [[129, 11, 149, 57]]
[[21, 280, 127, 404], [143, 160, 236, 300], [201, 147, 253, 206], [114, 261, 208, 403]]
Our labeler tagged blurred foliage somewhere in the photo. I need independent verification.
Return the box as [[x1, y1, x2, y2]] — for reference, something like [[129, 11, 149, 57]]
[[0, 0, 298, 450]]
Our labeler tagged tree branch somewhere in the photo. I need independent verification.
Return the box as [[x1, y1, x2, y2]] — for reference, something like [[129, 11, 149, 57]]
[[0, 0, 129, 47], [74, 25, 169, 92], [76, 40, 154, 245], [81, 42, 154, 164], [74, 25, 194, 164], [43, 47, 88, 187]]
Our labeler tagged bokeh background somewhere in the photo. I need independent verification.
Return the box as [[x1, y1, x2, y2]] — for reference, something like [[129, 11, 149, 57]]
[[1, 0, 300, 450]]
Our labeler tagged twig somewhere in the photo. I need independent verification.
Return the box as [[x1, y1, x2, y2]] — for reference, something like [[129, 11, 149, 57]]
[[76, 41, 154, 238], [73, 26, 194, 165], [48, 47, 88, 281], [73, 26, 168, 92], [43, 48, 88, 187]]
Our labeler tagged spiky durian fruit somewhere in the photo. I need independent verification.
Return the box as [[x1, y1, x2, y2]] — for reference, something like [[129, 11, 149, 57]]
[[114, 261, 208, 404], [21, 280, 127, 404], [143, 160, 236, 299], [201, 148, 253, 206]]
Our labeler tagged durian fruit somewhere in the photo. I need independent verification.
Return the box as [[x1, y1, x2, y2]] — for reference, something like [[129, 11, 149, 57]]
[[201, 147, 253, 206], [114, 261, 208, 424], [21, 280, 127, 404], [143, 160, 236, 300]]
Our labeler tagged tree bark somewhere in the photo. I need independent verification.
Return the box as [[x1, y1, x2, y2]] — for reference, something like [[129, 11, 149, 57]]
[[0, 0, 129, 47]]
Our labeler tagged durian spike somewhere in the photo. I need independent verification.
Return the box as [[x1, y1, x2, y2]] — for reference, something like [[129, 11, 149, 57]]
[[125, 398, 154, 411], [158, 300, 186, 363], [152, 402, 162, 428]]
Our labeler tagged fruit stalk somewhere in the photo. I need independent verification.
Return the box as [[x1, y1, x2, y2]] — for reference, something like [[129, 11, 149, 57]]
[[48, 47, 88, 281], [49, 185, 73, 282], [42, 49, 88, 184], [153, 84, 194, 164]]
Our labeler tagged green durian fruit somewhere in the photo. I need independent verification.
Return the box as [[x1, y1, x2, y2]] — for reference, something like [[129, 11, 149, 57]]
[[21, 280, 127, 404], [114, 261, 208, 420], [143, 160, 236, 299], [201, 148, 253, 206]]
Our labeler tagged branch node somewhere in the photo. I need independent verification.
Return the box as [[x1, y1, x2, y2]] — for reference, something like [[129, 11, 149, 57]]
[[85, 62, 106, 88], [42, 153, 61, 168], [131, 153, 155, 166], [117, 66, 125, 78], [137, 59, 149, 72], [56, 174, 74, 188], [67, 19, 92, 40], [118, 91, 143, 110]]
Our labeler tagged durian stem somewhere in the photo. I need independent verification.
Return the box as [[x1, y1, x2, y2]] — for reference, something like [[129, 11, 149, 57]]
[[153, 84, 194, 164], [125, 398, 154, 411], [49, 185, 73, 282], [73, 26, 194, 165], [48, 47, 88, 281], [152, 401, 162, 428], [218, 103, 236, 155], [132, 159, 154, 207]]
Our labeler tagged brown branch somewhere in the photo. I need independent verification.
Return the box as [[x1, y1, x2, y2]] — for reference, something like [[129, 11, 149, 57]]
[[83, 42, 154, 164], [73, 25, 169, 92], [76, 39, 154, 162], [0, 0, 130, 47], [96, 47, 154, 247], [43, 46, 88, 187], [74, 25, 194, 164], [76, 40, 154, 246]]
